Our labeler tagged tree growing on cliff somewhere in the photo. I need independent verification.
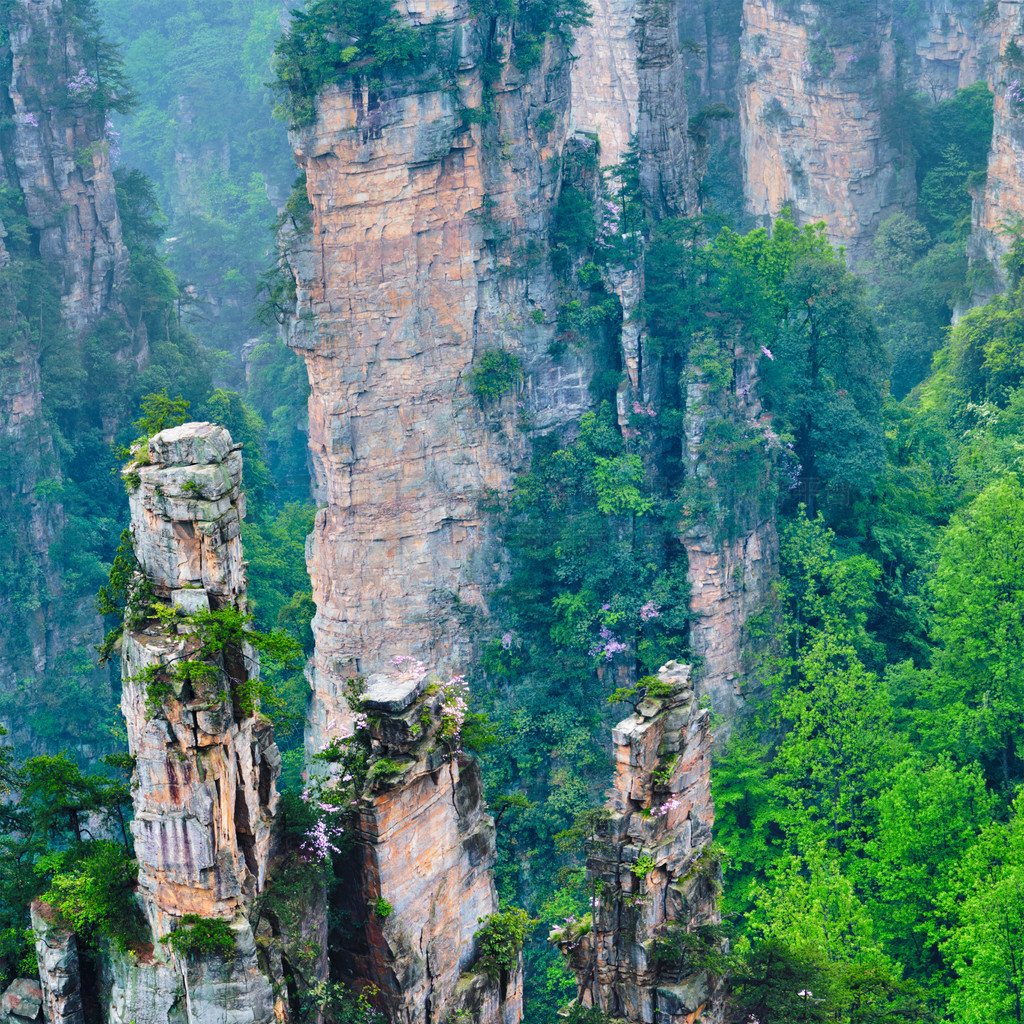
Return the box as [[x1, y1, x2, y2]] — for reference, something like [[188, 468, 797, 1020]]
[[272, 0, 421, 127]]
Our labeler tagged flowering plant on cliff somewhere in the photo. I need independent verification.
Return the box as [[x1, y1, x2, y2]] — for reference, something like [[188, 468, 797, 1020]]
[[437, 674, 469, 749], [67, 68, 98, 97]]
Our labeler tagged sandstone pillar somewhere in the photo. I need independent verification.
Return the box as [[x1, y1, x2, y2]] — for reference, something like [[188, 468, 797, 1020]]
[[325, 663, 521, 1024], [554, 662, 724, 1024], [113, 421, 280, 1024], [30, 901, 84, 1024]]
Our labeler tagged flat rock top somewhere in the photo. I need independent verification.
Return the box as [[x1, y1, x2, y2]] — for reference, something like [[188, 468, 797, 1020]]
[[148, 422, 236, 468], [363, 672, 427, 713]]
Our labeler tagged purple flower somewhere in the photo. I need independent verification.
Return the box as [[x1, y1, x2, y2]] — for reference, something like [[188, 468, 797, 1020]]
[[589, 626, 628, 661], [653, 796, 681, 817], [16, 112, 38, 128], [67, 68, 97, 96], [761, 346, 774, 361], [639, 600, 660, 622]]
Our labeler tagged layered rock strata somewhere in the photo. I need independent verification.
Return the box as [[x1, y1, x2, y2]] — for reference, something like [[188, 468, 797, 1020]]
[[30, 902, 84, 1024], [331, 664, 521, 1024], [285, 9, 594, 753], [682, 345, 777, 740], [114, 422, 280, 1024], [738, 0, 914, 264], [4, 0, 129, 329], [554, 661, 723, 1023], [970, 0, 1024, 291]]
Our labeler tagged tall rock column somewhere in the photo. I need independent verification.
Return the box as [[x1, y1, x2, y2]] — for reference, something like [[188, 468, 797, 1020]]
[[283, 4, 594, 754], [970, 0, 1024, 291], [553, 662, 724, 1024], [323, 663, 520, 1024], [681, 343, 778, 739], [112, 422, 280, 1024], [0, 0, 136, 754]]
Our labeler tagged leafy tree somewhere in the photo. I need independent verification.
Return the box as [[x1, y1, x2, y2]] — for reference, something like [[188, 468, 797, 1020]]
[[928, 475, 1024, 782], [944, 802, 1024, 1024], [37, 841, 148, 949], [771, 635, 903, 858], [868, 755, 994, 984], [272, 0, 422, 126]]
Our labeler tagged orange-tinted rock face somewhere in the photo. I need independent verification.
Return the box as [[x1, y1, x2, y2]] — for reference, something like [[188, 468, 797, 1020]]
[[330, 668, 520, 1024], [554, 662, 723, 1024], [971, 0, 1024, 290], [738, 0, 914, 264], [285, 20, 590, 755]]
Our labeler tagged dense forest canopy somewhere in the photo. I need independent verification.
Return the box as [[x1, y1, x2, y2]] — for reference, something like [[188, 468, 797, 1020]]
[[4, 0, 1024, 1022]]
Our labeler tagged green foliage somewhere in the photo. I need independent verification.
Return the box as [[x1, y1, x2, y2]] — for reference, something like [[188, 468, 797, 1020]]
[[135, 605, 303, 719], [870, 83, 994, 397], [631, 854, 656, 881], [646, 211, 886, 515], [372, 896, 393, 918], [551, 186, 597, 273], [272, 0, 423, 127], [924, 475, 1024, 779], [98, 0, 293, 368], [469, 350, 523, 403], [476, 907, 532, 980], [162, 914, 236, 959], [95, 528, 151, 663], [38, 841, 148, 950], [943, 801, 1024, 1023], [913, 82, 993, 243]]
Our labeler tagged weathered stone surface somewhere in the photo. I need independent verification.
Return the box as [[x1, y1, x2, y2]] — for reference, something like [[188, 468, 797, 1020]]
[[970, 0, 1024, 293], [5, 0, 128, 331], [30, 902, 84, 1024], [738, 0, 914, 264], [682, 346, 777, 741], [128, 423, 246, 601], [103, 922, 275, 1024], [571, 0, 640, 167], [118, 422, 278, 1024], [554, 662, 723, 1024], [284, 3, 591, 756], [1, 979, 42, 1022], [335, 667, 520, 1024]]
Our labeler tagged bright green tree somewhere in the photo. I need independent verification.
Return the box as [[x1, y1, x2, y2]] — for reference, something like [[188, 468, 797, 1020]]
[[929, 475, 1024, 781]]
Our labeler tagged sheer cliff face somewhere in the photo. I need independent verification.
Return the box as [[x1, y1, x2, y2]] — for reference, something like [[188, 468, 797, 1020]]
[[972, 0, 1024, 288], [4, 0, 128, 329], [736, 0, 1005, 264], [115, 423, 279, 1024], [0, 0, 131, 751], [555, 662, 723, 1024], [286, 7, 594, 752], [572, 0, 700, 213], [738, 0, 913, 264]]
